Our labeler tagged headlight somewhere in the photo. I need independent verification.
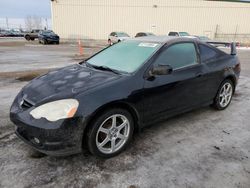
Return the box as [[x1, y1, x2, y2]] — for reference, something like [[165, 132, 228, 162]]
[[30, 99, 79, 122]]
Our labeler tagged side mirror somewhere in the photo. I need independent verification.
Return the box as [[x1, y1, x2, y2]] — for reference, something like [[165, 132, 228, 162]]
[[115, 35, 118, 37], [150, 65, 173, 76]]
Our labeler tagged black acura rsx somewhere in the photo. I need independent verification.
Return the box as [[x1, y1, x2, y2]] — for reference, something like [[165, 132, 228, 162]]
[[10, 36, 241, 158]]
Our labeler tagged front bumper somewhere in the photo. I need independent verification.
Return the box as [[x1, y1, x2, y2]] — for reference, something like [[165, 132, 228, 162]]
[[10, 111, 84, 156]]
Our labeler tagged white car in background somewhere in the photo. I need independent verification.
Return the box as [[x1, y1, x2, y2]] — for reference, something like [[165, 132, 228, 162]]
[[108, 32, 130, 45], [168, 31, 197, 39]]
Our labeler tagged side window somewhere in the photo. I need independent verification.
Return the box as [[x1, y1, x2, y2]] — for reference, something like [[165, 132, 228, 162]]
[[110, 32, 115, 36], [154, 43, 198, 70], [169, 32, 178, 36], [199, 44, 218, 62]]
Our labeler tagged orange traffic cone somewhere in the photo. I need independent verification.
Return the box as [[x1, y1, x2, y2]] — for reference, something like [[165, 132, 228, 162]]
[[78, 39, 83, 55]]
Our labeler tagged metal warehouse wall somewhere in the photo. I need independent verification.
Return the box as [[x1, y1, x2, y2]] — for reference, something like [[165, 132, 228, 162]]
[[51, 0, 250, 40]]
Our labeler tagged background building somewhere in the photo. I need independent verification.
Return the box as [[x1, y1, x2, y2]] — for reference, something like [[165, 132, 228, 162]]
[[51, 0, 250, 42]]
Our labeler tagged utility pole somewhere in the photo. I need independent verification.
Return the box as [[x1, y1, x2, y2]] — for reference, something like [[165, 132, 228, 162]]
[[6, 17, 9, 29], [45, 18, 48, 30]]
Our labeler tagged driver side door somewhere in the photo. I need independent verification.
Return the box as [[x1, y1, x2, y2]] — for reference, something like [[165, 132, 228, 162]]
[[143, 42, 204, 124]]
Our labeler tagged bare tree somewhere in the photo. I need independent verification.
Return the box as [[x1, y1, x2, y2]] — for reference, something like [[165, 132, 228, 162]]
[[33, 16, 42, 29], [25, 16, 33, 31], [25, 15, 43, 30]]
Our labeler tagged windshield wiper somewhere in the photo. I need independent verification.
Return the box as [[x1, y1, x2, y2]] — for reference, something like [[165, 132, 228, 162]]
[[91, 65, 121, 74]]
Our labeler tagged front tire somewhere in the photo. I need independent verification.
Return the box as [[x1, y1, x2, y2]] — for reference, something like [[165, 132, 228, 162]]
[[108, 39, 112, 46], [213, 79, 234, 110], [87, 108, 134, 158]]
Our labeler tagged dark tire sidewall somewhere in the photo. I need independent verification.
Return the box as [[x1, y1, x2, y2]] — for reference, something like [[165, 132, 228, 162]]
[[87, 108, 134, 158], [25, 35, 30, 41]]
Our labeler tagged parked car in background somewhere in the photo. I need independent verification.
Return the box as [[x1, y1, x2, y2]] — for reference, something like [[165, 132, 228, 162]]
[[9, 31, 24, 37], [168, 31, 197, 39], [24, 29, 42, 41], [108, 32, 130, 45], [0, 30, 23, 37], [135, 32, 155, 37], [10, 36, 240, 158], [0, 31, 8, 37], [195, 35, 211, 41], [38, 30, 60, 44]]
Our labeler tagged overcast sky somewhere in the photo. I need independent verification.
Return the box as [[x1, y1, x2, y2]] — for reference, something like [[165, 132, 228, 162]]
[[0, 0, 51, 18]]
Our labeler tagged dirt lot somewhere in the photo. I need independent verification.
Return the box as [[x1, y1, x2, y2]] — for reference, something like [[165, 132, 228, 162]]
[[0, 39, 250, 188]]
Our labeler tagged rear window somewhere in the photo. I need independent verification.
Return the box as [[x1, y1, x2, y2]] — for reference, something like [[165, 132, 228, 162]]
[[199, 44, 219, 62]]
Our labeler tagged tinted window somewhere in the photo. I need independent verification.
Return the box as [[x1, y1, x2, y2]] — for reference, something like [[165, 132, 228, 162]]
[[169, 32, 178, 36], [199, 44, 218, 62], [135, 33, 143, 37], [154, 43, 198, 69]]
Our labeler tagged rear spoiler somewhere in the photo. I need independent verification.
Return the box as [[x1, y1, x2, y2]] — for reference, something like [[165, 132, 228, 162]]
[[206, 42, 237, 55]]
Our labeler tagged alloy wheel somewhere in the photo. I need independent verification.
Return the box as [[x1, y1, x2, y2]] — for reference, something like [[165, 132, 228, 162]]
[[219, 82, 233, 108], [96, 114, 130, 154]]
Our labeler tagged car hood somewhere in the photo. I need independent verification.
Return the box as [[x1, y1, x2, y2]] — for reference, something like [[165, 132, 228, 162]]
[[22, 64, 120, 104]]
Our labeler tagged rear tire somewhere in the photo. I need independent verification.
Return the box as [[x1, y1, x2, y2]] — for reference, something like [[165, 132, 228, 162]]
[[25, 35, 31, 41], [87, 108, 134, 158], [213, 79, 234, 110]]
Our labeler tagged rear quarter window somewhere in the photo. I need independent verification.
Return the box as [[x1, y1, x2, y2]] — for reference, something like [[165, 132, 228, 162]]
[[199, 44, 219, 62]]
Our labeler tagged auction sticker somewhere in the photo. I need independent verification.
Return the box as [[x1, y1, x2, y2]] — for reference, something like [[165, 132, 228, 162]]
[[138, 43, 159, 48]]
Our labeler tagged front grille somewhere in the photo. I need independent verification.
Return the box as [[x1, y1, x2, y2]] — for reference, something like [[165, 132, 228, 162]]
[[20, 98, 34, 110]]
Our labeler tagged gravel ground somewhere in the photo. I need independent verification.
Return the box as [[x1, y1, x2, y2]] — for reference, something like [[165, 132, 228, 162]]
[[0, 39, 249, 188]]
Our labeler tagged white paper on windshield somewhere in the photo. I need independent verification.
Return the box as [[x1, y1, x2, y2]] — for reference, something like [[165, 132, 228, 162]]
[[138, 43, 159, 48]]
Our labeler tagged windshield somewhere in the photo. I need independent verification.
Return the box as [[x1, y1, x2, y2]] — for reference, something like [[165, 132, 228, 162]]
[[117, 32, 130, 37], [43, 30, 54, 34], [87, 41, 160, 73], [179, 32, 190, 36]]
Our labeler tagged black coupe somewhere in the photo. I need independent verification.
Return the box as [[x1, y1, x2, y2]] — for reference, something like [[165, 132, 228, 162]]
[[10, 36, 241, 158]]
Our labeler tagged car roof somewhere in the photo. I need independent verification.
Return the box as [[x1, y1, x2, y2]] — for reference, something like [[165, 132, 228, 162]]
[[128, 35, 198, 44]]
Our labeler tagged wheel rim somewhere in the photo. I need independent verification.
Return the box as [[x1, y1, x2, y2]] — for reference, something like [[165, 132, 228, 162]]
[[96, 114, 130, 154], [219, 82, 233, 108]]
